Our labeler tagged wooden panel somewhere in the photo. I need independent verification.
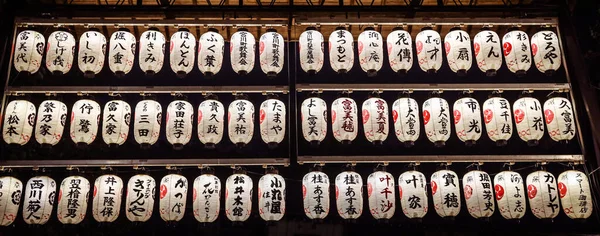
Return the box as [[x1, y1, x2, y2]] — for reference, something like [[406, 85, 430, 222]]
[[59, 0, 527, 5]]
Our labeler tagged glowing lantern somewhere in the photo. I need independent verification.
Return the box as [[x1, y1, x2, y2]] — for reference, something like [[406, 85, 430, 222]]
[[108, 28, 136, 77], [331, 97, 358, 144], [473, 29, 502, 77], [513, 96, 544, 146], [367, 170, 395, 219], [302, 170, 330, 220], [258, 173, 286, 221], [259, 29, 285, 78], [493, 171, 526, 220], [298, 27, 324, 75], [335, 171, 363, 219], [482, 96, 513, 146], [422, 96, 451, 147], [526, 170, 560, 219], [197, 97, 224, 149], [531, 31, 561, 76], [78, 29, 106, 78], [45, 29, 76, 75], [301, 96, 327, 146], [558, 170, 593, 219], [453, 97, 482, 146], [193, 173, 221, 223], [444, 28, 472, 76], [387, 28, 413, 76], [166, 100, 193, 149], [3, 100, 36, 145], [329, 27, 354, 74], [392, 96, 420, 147], [133, 99, 162, 148], [125, 174, 155, 222], [92, 174, 123, 222], [57, 176, 90, 224], [14, 30, 45, 75], [358, 27, 383, 77], [225, 173, 253, 222], [228, 97, 255, 148], [159, 174, 187, 222], [260, 98, 286, 148], [35, 100, 67, 146], [102, 100, 131, 147], [139, 28, 166, 76], [170, 28, 196, 78], [70, 99, 101, 146], [23, 176, 56, 225], [198, 28, 224, 77], [230, 28, 256, 75], [430, 170, 461, 218], [398, 170, 428, 219], [502, 29, 532, 76], [362, 97, 388, 145], [415, 27, 442, 73], [544, 97, 576, 142], [463, 170, 495, 219], [0, 176, 22, 226]]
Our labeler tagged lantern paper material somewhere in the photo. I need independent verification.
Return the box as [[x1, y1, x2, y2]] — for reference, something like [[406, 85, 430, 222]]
[[193, 174, 221, 223], [453, 97, 482, 145], [258, 174, 286, 221], [301, 97, 327, 145], [513, 97, 544, 145], [526, 171, 560, 219], [329, 28, 354, 74], [473, 30, 502, 76], [197, 99, 224, 148], [166, 100, 193, 148], [362, 97, 389, 144], [430, 170, 461, 218], [3, 100, 36, 145], [45, 30, 76, 75], [331, 97, 358, 144], [335, 171, 363, 219], [23, 176, 56, 225], [367, 171, 396, 219], [423, 97, 451, 146], [462, 170, 495, 219], [139, 29, 166, 75], [358, 28, 383, 77], [92, 175, 123, 222], [302, 171, 330, 220], [159, 174, 188, 222], [398, 171, 428, 219], [392, 97, 420, 146], [108, 30, 136, 76], [102, 100, 131, 146], [125, 174, 155, 222], [259, 30, 285, 77], [198, 29, 224, 76], [0, 176, 22, 226], [298, 29, 324, 74], [558, 170, 593, 219], [444, 29, 473, 75], [133, 100, 162, 146], [230, 29, 256, 75], [502, 30, 532, 76], [225, 174, 253, 222], [78, 30, 106, 77], [482, 97, 513, 145], [415, 29, 443, 73], [35, 100, 67, 146], [228, 99, 255, 146], [531, 31, 561, 75], [57, 176, 90, 224], [387, 29, 413, 75], [70, 99, 101, 145], [170, 29, 196, 77], [544, 97, 576, 142], [260, 99, 286, 147], [14, 30, 45, 74], [493, 171, 526, 220]]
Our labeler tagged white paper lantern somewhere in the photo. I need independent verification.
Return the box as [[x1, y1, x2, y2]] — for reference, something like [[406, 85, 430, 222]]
[[70, 99, 101, 146], [422, 96, 451, 147], [362, 97, 388, 144], [531, 31, 561, 76], [543, 97, 576, 142], [78, 29, 106, 78], [45, 30, 76, 75], [398, 171, 428, 219], [387, 28, 413, 75], [170, 29, 196, 78], [0, 176, 22, 226], [260, 98, 286, 148], [14, 30, 45, 74], [473, 30, 502, 76], [415, 28, 443, 73], [225, 173, 253, 222], [558, 170, 593, 219], [108, 29, 136, 76], [462, 170, 495, 219], [482, 97, 513, 146], [159, 174, 187, 222], [166, 100, 193, 149], [230, 28, 256, 75], [133, 100, 162, 147], [23, 176, 56, 225], [367, 171, 395, 219], [299, 27, 324, 75], [329, 27, 354, 74], [139, 28, 166, 75], [302, 171, 330, 220], [259, 29, 285, 77], [197, 99, 224, 148], [526, 170, 560, 219], [335, 171, 363, 219], [502, 29, 532, 76], [301, 97, 327, 145], [453, 97, 482, 146], [125, 174, 155, 222], [444, 29, 472, 76], [430, 170, 461, 218], [198, 29, 224, 77], [258, 173, 286, 221], [228, 98, 255, 147], [392, 97, 420, 147], [493, 171, 526, 220], [3, 100, 36, 145], [358, 27, 383, 77], [92, 174, 123, 222], [35, 100, 67, 146], [193, 174, 221, 223], [102, 100, 131, 146], [331, 97, 358, 144], [513, 97, 544, 146], [57, 176, 90, 224]]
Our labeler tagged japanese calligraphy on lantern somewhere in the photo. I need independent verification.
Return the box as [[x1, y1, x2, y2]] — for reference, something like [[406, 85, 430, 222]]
[[102, 100, 131, 146], [415, 28, 442, 73], [362, 97, 388, 144], [259, 30, 285, 77], [193, 174, 221, 223], [92, 174, 123, 222], [57, 176, 90, 224], [230, 28, 256, 75], [14, 30, 45, 74], [228, 98, 255, 147], [387, 28, 413, 75], [302, 171, 330, 220], [125, 174, 155, 222], [531, 31, 561, 75], [45, 30, 75, 75], [335, 171, 363, 219], [159, 174, 188, 222], [483, 97, 513, 146], [331, 97, 358, 144], [70, 99, 101, 145], [23, 176, 55, 225], [494, 171, 526, 220], [260, 98, 286, 147], [358, 28, 383, 77], [258, 174, 286, 221], [139, 28, 166, 75], [329, 27, 354, 74], [502, 30, 532, 76], [108, 29, 136, 76], [513, 97, 544, 146], [198, 29, 224, 77], [225, 173, 253, 222], [430, 170, 461, 218], [78, 29, 106, 78], [453, 97, 482, 146], [558, 170, 592, 219], [299, 28, 324, 74], [474, 30, 502, 76], [198, 99, 224, 148], [392, 97, 420, 146], [422, 97, 451, 147], [134, 100, 162, 147], [543, 97, 576, 142], [0, 176, 22, 226], [170, 29, 196, 77], [35, 100, 67, 146], [367, 171, 395, 219], [166, 100, 193, 148], [398, 171, 428, 219], [3, 100, 36, 145], [526, 170, 560, 219], [301, 97, 327, 145], [444, 29, 472, 75], [463, 170, 494, 219]]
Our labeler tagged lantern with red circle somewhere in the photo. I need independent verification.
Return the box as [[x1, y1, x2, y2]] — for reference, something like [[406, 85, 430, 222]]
[[526, 170, 560, 219], [415, 27, 442, 73], [159, 174, 188, 222], [358, 27, 383, 77], [230, 28, 256, 75], [170, 28, 196, 78], [531, 30, 561, 76], [558, 170, 593, 219], [502, 29, 532, 77], [473, 29, 502, 77], [462, 170, 495, 219], [299, 27, 324, 75], [335, 171, 363, 219], [444, 28, 472, 76], [482, 96, 513, 146], [543, 96, 576, 142], [430, 169, 461, 218], [78, 29, 106, 78], [423, 95, 451, 147], [367, 170, 395, 219], [387, 28, 413, 76], [329, 27, 354, 74], [453, 97, 482, 146], [57, 176, 90, 224], [14, 30, 45, 75], [513, 96, 544, 146], [493, 171, 526, 220]]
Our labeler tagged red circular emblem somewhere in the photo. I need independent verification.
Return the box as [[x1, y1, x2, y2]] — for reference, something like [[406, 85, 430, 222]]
[[527, 184, 537, 199], [259, 109, 266, 124], [331, 110, 337, 125], [367, 182, 373, 198], [514, 109, 525, 124], [464, 185, 473, 200], [193, 188, 197, 201], [416, 41, 423, 55], [483, 109, 494, 124], [423, 110, 431, 125], [474, 42, 480, 57], [453, 110, 461, 125], [544, 109, 554, 124], [558, 182, 567, 198], [392, 110, 399, 123], [444, 41, 451, 55], [358, 41, 364, 55], [531, 43, 538, 56], [387, 42, 392, 55], [302, 185, 307, 199], [362, 109, 370, 124], [503, 42, 512, 57], [398, 185, 403, 199], [198, 110, 203, 123], [160, 184, 167, 199], [494, 184, 505, 201], [431, 181, 438, 195], [259, 41, 265, 55]]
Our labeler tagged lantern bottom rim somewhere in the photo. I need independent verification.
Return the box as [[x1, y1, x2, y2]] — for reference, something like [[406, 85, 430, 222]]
[[236, 142, 246, 148], [267, 142, 279, 149], [495, 139, 508, 147], [75, 142, 89, 149], [427, 69, 437, 74], [340, 140, 352, 145], [307, 69, 317, 76], [52, 71, 64, 76], [434, 141, 445, 148], [336, 69, 348, 74], [515, 70, 527, 77], [457, 69, 468, 77], [140, 143, 152, 149], [176, 71, 188, 78], [145, 70, 157, 76], [267, 72, 278, 78], [464, 140, 476, 147], [367, 69, 378, 77], [371, 140, 383, 146], [403, 141, 415, 148], [84, 71, 96, 79], [544, 69, 556, 77], [172, 143, 184, 150], [485, 69, 497, 77], [527, 140, 539, 147], [237, 70, 248, 76], [204, 142, 216, 149], [396, 69, 408, 77], [203, 71, 214, 78], [114, 71, 126, 78], [309, 140, 321, 147]]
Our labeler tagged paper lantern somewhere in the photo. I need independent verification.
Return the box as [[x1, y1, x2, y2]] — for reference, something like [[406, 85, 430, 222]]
[[513, 97, 544, 146], [502, 29, 532, 76], [300, 97, 327, 145], [362, 97, 388, 144], [482, 97, 513, 146], [415, 28, 443, 73], [531, 31, 561, 76], [78, 29, 106, 78], [462, 170, 495, 219], [298, 27, 324, 75], [92, 174, 123, 222], [398, 171, 428, 219], [14, 30, 45, 74], [108, 29, 136, 76], [493, 171, 526, 220], [302, 171, 330, 220], [387, 28, 413, 76], [453, 97, 482, 146], [444, 29, 472, 76], [139, 28, 166, 75], [335, 171, 363, 219], [473, 29, 502, 76], [228, 98, 255, 147], [45, 30, 75, 75], [422, 96, 451, 147], [133, 100, 162, 147], [0, 176, 22, 226], [159, 174, 188, 222], [35, 100, 67, 146], [258, 173, 286, 221], [166, 100, 193, 149], [430, 170, 461, 218], [225, 173, 253, 222], [125, 174, 155, 222], [358, 27, 383, 77], [392, 97, 420, 147], [558, 170, 593, 219], [331, 97, 358, 144], [259, 98, 286, 148], [197, 98, 224, 149], [193, 174, 221, 223], [367, 171, 396, 219], [57, 176, 90, 224], [3, 100, 36, 145], [170, 28, 196, 78], [329, 27, 354, 74], [198, 28, 224, 77], [544, 97, 576, 142], [23, 176, 56, 225], [259, 29, 285, 77], [230, 28, 256, 75], [526, 170, 560, 219], [102, 100, 131, 146], [70, 99, 101, 146]]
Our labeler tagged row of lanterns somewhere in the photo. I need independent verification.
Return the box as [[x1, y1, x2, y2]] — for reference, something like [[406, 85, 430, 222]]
[[0, 167, 591, 226]]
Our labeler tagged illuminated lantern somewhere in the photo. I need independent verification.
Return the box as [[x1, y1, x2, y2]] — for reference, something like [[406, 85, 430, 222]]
[[335, 171, 363, 219], [70, 99, 101, 146], [108, 28, 136, 77], [102, 100, 131, 147], [170, 28, 196, 78], [259, 29, 285, 78], [57, 176, 90, 224], [558, 170, 593, 219], [125, 174, 155, 222], [225, 173, 253, 222], [543, 97, 576, 142], [367, 170, 395, 219], [473, 29, 502, 77], [453, 97, 482, 146], [139, 28, 166, 76], [392, 96, 420, 147], [444, 28, 472, 76], [513, 96, 544, 146], [197, 97, 224, 149], [3, 100, 36, 145], [300, 96, 327, 146], [329, 27, 354, 74], [331, 96, 358, 144], [531, 31, 561, 76], [493, 171, 526, 220], [430, 170, 461, 218], [358, 27, 383, 77], [259, 97, 286, 148], [228, 96, 255, 148], [422, 96, 451, 147], [502, 29, 532, 76], [302, 170, 330, 220], [298, 27, 324, 75], [14, 30, 45, 74], [23, 176, 56, 225], [133, 99, 162, 148], [45, 29, 76, 75], [462, 170, 495, 219], [526, 170, 560, 219], [230, 28, 256, 75], [159, 174, 188, 222], [35, 100, 67, 146], [258, 172, 286, 221], [92, 174, 123, 222], [193, 173, 221, 223], [362, 96, 388, 145], [398, 170, 428, 219], [387, 28, 413, 76], [78, 29, 106, 78], [482, 96, 513, 146], [198, 28, 224, 77], [0, 176, 22, 226], [166, 100, 193, 149], [415, 27, 442, 73]]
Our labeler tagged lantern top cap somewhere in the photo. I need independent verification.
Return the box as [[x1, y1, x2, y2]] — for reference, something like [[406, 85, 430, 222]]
[[204, 93, 219, 101], [118, 27, 130, 32], [56, 27, 71, 32], [87, 28, 101, 32], [266, 28, 277, 33], [147, 27, 161, 31], [207, 28, 219, 33], [177, 27, 190, 32], [305, 26, 318, 31], [364, 26, 375, 31], [335, 26, 347, 31], [507, 26, 522, 32], [420, 26, 433, 31], [392, 27, 405, 31], [449, 26, 462, 32], [237, 28, 249, 32], [480, 26, 491, 31]]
